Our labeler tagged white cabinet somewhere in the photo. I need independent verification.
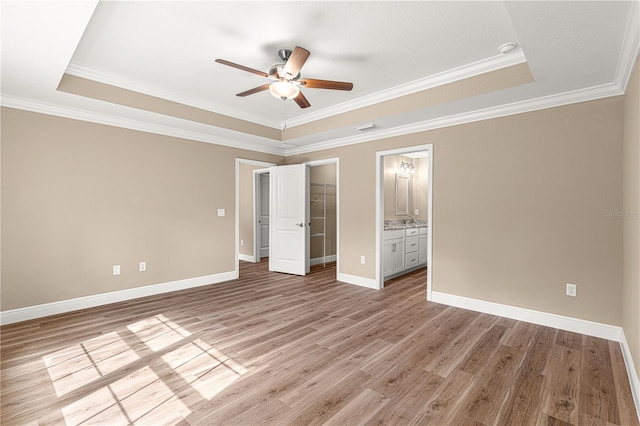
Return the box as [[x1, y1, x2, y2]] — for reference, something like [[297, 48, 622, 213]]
[[419, 227, 428, 265], [383, 230, 405, 278], [384, 226, 428, 279]]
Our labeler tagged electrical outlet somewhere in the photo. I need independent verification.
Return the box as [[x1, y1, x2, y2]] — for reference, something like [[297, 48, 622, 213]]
[[217, 208, 225, 217], [414, 209, 419, 215], [566, 283, 577, 297], [139, 261, 146, 272], [360, 256, 366, 264], [240, 239, 244, 246], [113, 265, 120, 275]]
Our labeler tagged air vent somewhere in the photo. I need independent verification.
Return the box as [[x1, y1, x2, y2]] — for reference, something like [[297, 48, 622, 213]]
[[355, 123, 379, 132]]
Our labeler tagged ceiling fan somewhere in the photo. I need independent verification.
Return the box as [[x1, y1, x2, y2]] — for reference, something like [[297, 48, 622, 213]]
[[215, 46, 353, 109]]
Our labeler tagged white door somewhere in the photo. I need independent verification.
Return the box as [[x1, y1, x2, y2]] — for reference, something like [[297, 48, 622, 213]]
[[269, 164, 309, 275], [258, 173, 270, 259]]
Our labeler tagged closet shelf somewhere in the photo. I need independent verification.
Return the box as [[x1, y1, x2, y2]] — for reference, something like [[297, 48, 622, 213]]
[[310, 182, 336, 268]]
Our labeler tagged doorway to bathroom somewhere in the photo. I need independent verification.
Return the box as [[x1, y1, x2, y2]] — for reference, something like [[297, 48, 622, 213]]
[[376, 144, 433, 299]]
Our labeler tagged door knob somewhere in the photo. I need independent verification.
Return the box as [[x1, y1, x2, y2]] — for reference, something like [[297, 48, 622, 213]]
[[296, 223, 304, 227]]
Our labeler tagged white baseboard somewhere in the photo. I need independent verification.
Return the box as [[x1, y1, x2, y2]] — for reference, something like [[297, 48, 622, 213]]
[[337, 272, 378, 290], [431, 291, 621, 341], [238, 253, 255, 262], [620, 330, 640, 422], [310, 255, 337, 266], [0, 271, 236, 325]]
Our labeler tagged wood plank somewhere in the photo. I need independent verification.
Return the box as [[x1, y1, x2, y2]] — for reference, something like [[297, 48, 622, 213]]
[[462, 344, 525, 425], [323, 387, 391, 426], [541, 344, 581, 424], [498, 367, 545, 426], [608, 340, 640, 426], [580, 336, 620, 424], [458, 324, 508, 374], [409, 369, 475, 424]]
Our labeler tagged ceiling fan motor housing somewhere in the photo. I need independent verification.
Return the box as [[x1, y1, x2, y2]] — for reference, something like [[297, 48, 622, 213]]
[[277, 49, 292, 61], [269, 63, 300, 81]]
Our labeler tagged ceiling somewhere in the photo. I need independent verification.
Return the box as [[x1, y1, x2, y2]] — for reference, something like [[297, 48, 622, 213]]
[[2, 1, 638, 156]]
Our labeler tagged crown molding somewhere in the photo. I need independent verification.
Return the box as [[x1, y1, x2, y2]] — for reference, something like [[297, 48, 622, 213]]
[[283, 50, 527, 129], [64, 63, 280, 130], [67, 51, 526, 133], [0, 95, 285, 156], [616, 0, 640, 92], [283, 81, 623, 157]]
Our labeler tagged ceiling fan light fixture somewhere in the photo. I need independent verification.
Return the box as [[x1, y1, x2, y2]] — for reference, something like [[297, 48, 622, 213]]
[[269, 80, 300, 100]]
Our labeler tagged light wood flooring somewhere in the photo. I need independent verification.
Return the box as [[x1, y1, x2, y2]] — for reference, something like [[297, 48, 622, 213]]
[[1, 261, 638, 425]]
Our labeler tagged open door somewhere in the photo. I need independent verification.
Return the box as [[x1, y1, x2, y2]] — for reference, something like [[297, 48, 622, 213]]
[[269, 164, 310, 275]]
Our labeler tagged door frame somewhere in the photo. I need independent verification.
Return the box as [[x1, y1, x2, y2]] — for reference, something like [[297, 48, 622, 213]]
[[375, 144, 433, 299], [235, 158, 277, 278], [253, 168, 271, 263], [303, 157, 340, 280]]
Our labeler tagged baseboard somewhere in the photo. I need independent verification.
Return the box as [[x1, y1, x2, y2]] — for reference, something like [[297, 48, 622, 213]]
[[238, 253, 255, 262], [337, 272, 378, 290], [310, 255, 337, 266], [431, 291, 622, 341], [620, 330, 640, 421], [0, 271, 236, 325]]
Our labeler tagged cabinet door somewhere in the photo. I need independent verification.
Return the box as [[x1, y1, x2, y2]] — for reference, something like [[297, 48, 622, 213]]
[[419, 235, 427, 264], [383, 240, 395, 278], [392, 238, 405, 273]]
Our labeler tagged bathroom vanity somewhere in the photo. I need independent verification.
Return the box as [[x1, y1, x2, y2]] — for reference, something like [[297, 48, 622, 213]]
[[383, 223, 428, 279]]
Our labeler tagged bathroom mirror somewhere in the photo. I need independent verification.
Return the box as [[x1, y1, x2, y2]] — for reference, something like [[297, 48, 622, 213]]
[[395, 173, 409, 216]]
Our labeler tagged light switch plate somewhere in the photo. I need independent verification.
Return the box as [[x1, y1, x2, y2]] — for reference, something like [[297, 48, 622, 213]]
[[113, 265, 120, 275], [217, 209, 225, 217]]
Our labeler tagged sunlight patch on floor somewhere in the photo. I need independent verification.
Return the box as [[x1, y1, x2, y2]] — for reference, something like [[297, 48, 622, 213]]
[[163, 338, 248, 400], [42, 314, 249, 424], [62, 365, 190, 425], [127, 314, 192, 352], [43, 332, 140, 397]]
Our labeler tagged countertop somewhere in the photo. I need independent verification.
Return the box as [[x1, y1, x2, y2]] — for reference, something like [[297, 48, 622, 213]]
[[383, 220, 428, 231]]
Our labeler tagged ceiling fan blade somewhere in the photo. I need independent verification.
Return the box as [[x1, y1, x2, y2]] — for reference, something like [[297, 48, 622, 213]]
[[283, 46, 310, 78], [236, 84, 271, 97], [293, 91, 311, 109], [299, 78, 353, 91], [215, 59, 269, 78]]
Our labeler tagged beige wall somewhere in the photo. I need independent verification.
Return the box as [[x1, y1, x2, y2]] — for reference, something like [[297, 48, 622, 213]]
[[288, 96, 624, 326], [1, 107, 282, 311], [1, 91, 630, 342], [413, 157, 428, 220], [310, 164, 336, 260], [622, 57, 640, 376]]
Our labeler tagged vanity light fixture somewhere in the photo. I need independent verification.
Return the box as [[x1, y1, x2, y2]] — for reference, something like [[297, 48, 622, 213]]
[[399, 161, 415, 174]]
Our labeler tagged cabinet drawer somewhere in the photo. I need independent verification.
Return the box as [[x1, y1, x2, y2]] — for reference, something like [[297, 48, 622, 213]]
[[405, 228, 419, 237], [405, 252, 419, 268], [384, 229, 404, 240], [405, 236, 418, 253], [419, 227, 428, 235]]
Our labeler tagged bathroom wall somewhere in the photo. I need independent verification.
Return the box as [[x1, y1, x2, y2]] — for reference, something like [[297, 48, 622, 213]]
[[383, 154, 428, 221]]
